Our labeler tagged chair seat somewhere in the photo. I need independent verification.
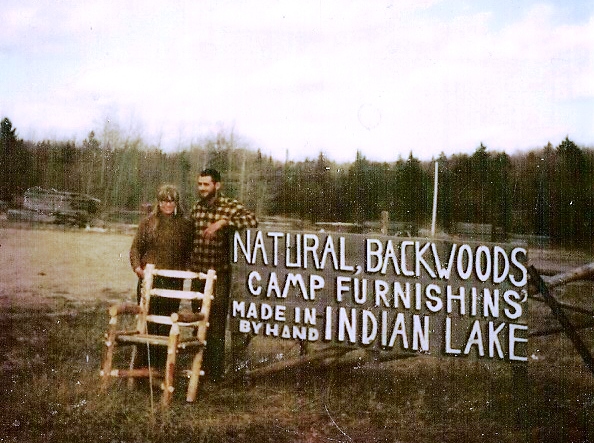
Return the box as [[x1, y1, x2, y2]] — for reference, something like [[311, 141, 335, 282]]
[[115, 333, 206, 348]]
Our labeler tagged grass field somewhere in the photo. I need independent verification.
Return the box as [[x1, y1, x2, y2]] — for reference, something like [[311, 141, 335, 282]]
[[1, 224, 594, 442]]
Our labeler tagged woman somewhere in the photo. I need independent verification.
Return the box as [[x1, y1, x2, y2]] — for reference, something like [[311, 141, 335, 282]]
[[129, 184, 194, 366]]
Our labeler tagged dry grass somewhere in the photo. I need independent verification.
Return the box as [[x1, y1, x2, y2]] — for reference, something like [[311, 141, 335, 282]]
[[1, 223, 594, 442]]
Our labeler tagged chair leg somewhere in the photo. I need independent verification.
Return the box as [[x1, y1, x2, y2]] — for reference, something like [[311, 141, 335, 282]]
[[186, 348, 205, 402], [126, 346, 139, 389], [162, 325, 180, 406], [100, 318, 117, 390]]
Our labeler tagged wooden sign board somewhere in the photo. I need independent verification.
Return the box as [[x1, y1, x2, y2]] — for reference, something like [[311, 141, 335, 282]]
[[231, 229, 528, 362]]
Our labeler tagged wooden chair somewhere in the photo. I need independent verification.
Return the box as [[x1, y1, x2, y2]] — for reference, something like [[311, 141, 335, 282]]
[[100, 264, 216, 405]]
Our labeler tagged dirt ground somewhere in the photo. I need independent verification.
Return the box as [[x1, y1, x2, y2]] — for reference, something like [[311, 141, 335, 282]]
[[0, 225, 137, 313]]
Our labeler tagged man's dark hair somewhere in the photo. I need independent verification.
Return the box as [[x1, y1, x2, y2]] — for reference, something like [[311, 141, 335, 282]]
[[200, 168, 221, 183]]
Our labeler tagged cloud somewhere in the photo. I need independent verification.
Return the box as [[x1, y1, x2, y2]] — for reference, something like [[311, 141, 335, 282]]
[[1, 0, 592, 162]]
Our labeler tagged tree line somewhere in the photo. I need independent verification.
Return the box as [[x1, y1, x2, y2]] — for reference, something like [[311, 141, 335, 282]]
[[2, 117, 593, 245]]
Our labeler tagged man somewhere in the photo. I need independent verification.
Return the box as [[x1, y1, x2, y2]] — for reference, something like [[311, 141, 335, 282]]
[[190, 168, 258, 383]]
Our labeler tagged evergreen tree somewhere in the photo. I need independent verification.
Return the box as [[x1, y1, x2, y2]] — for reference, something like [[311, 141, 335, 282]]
[[0, 118, 32, 202], [346, 151, 372, 223], [399, 152, 430, 226], [552, 137, 589, 244], [436, 153, 453, 231]]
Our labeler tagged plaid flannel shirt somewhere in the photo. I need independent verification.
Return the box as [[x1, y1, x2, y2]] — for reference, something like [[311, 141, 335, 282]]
[[190, 195, 258, 273]]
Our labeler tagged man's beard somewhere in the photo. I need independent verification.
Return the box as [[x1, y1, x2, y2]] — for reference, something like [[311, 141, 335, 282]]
[[200, 190, 216, 202]]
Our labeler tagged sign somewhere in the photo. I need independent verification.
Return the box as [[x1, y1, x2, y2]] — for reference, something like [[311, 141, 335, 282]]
[[231, 229, 528, 362]]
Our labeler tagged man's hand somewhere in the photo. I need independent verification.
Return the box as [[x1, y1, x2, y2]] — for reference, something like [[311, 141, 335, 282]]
[[202, 219, 228, 239], [134, 266, 144, 278]]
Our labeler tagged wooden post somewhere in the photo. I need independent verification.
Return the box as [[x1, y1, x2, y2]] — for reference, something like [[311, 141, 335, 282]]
[[244, 347, 350, 379], [528, 265, 594, 375], [511, 362, 529, 429], [380, 211, 389, 235], [544, 261, 594, 289]]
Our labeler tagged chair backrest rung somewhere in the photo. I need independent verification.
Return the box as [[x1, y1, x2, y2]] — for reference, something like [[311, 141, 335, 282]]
[[137, 264, 216, 337], [150, 288, 205, 300], [151, 269, 201, 279], [146, 314, 176, 325]]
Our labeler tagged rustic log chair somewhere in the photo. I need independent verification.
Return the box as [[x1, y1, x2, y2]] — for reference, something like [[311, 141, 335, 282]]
[[100, 264, 216, 405]]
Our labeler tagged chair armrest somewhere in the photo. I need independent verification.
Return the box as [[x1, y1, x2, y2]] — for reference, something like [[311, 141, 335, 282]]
[[109, 303, 142, 317], [174, 310, 205, 323]]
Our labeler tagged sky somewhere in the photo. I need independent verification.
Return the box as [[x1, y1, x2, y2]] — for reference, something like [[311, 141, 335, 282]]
[[1, 0, 593, 163]]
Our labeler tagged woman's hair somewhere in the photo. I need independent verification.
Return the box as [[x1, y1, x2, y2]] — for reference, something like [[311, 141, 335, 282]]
[[146, 184, 184, 234], [154, 184, 182, 216]]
